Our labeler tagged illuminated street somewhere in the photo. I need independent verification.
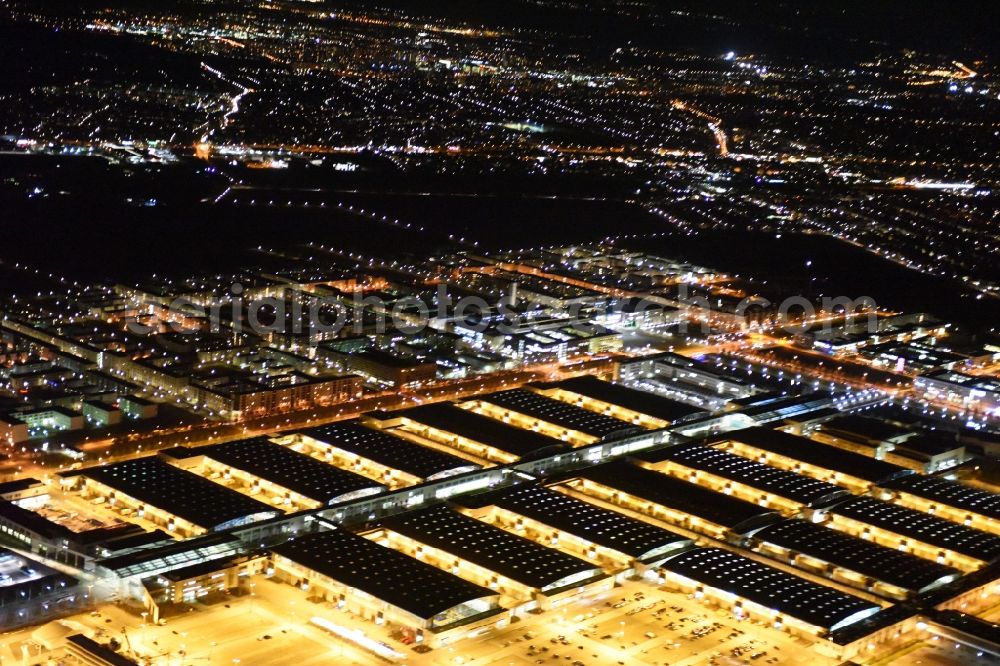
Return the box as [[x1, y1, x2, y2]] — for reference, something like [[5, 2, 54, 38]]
[[2, 2, 1000, 665]]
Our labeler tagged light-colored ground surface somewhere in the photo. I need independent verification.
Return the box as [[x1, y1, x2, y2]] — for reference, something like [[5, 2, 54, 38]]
[[876, 639, 985, 666], [1, 575, 841, 666]]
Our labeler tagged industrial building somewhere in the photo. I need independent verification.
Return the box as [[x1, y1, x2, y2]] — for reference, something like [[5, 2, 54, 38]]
[[915, 370, 1000, 414], [271, 529, 504, 647], [879, 474, 1000, 536], [377, 504, 609, 607], [637, 441, 850, 515], [61, 457, 280, 536], [140, 553, 265, 615], [814, 417, 968, 474], [658, 547, 882, 638], [0, 493, 169, 568], [824, 497, 1000, 572], [716, 426, 915, 493], [161, 437, 385, 509], [291, 420, 480, 486], [749, 519, 960, 599], [529, 375, 707, 428], [0, 548, 85, 631], [618, 351, 758, 411], [567, 460, 781, 539], [466, 388, 642, 444], [376, 402, 569, 463], [453, 483, 692, 573]]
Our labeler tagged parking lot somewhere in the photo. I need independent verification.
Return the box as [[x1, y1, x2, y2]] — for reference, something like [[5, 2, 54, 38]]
[[0, 574, 875, 666]]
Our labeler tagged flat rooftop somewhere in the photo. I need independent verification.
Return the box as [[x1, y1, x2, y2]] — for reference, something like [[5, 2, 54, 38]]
[[0, 500, 74, 542], [881, 475, 1000, 522], [820, 415, 912, 444], [298, 421, 478, 481], [732, 393, 833, 421], [476, 389, 642, 439], [379, 504, 602, 591], [97, 533, 243, 579], [637, 351, 754, 387], [720, 427, 914, 485], [350, 349, 434, 369], [921, 370, 1000, 394], [752, 519, 959, 592], [535, 376, 706, 423], [640, 442, 850, 508], [66, 635, 139, 666], [272, 529, 497, 621], [933, 610, 1000, 647], [662, 547, 880, 633], [575, 460, 780, 534], [458, 484, 691, 561], [193, 437, 385, 505], [391, 402, 569, 459], [830, 497, 1000, 562], [76, 457, 279, 531]]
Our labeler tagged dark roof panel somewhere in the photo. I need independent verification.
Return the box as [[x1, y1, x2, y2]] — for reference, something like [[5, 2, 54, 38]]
[[752, 519, 959, 592], [722, 427, 913, 485], [81, 457, 279, 531], [662, 547, 880, 632], [462, 484, 691, 560], [272, 529, 496, 620], [536, 376, 706, 423], [195, 437, 385, 505], [394, 402, 569, 459], [642, 442, 850, 507], [881, 475, 1000, 522], [574, 460, 780, 533], [477, 389, 642, 439], [298, 421, 479, 480], [379, 504, 601, 591], [830, 497, 1000, 562]]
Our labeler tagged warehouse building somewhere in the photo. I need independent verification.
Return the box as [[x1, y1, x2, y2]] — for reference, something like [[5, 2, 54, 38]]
[[291, 420, 480, 486], [271, 529, 504, 647], [637, 441, 850, 515], [825, 497, 1000, 572], [914, 370, 1000, 414], [815, 414, 915, 452], [141, 553, 266, 618], [816, 416, 969, 474], [658, 547, 882, 639], [454, 483, 692, 574], [0, 557, 85, 632], [467, 388, 642, 444], [62, 457, 280, 536], [749, 519, 960, 599], [566, 460, 781, 539], [377, 504, 609, 609], [618, 352, 758, 405], [717, 427, 914, 493], [162, 438, 384, 510], [0, 497, 168, 568], [879, 474, 1000, 536], [96, 532, 248, 603], [530, 376, 707, 429], [377, 402, 569, 463]]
